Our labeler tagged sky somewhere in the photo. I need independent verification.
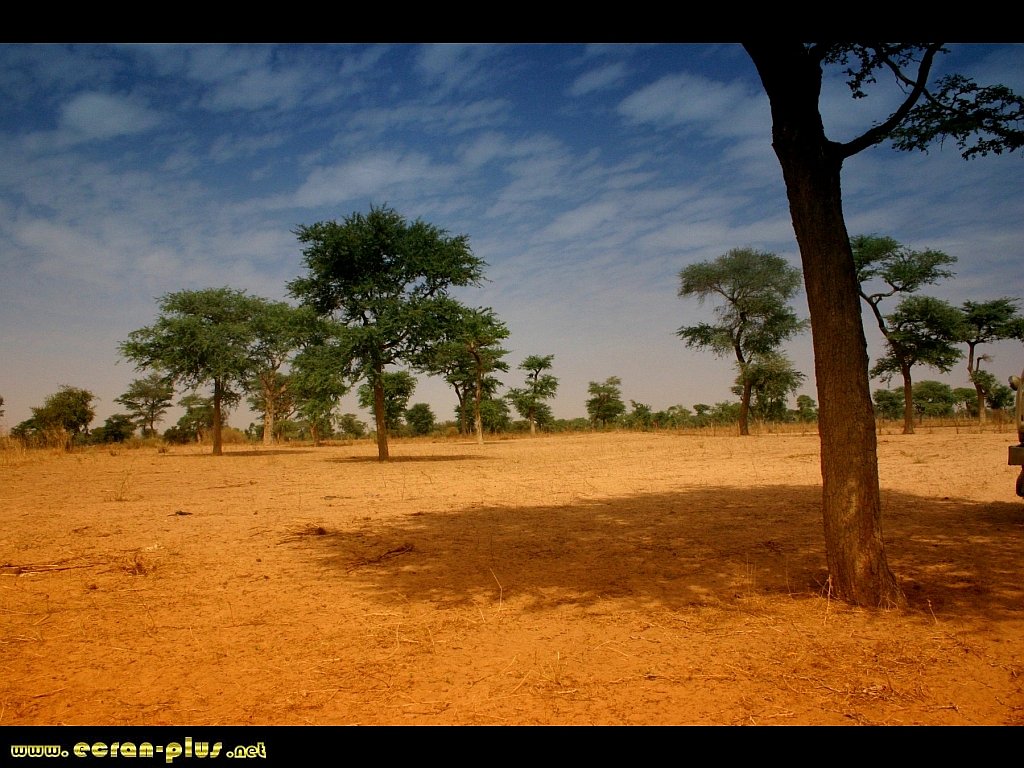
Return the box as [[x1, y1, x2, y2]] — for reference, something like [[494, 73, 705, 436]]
[[1, 43, 1023, 433]]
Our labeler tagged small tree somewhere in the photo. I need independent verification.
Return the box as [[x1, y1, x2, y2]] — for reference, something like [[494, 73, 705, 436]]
[[358, 371, 417, 433], [247, 300, 313, 446], [116, 373, 174, 438], [912, 380, 957, 419], [793, 394, 818, 423], [289, 206, 486, 461], [868, 295, 964, 434], [92, 414, 136, 444], [678, 248, 806, 436], [731, 352, 806, 423], [120, 288, 262, 455], [958, 299, 1024, 424], [15, 385, 97, 449], [507, 355, 559, 436], [872, 389, 904, 422], [405, 403, 436, 436], [586, 377, 626, 428]]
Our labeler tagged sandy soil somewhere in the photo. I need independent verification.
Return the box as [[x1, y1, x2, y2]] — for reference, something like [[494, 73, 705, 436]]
[[1, 427, 1022, 726]]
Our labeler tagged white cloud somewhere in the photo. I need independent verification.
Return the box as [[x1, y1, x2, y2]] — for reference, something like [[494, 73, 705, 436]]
[[569, 62, 628, 97], [58, 92, 161, 143]]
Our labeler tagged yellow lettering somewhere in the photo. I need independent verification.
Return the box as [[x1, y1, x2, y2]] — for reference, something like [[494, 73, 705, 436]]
[[140, 743, 154, 757], [92, 742, 108, 758], [166, 742, 182, 764], [74, 743, 89, 757], [211, 742, 223, 758], [121, 742, 137, 757]]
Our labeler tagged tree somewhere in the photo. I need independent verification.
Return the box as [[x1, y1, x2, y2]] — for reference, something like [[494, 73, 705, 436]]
[[247, 300, 313, 446], [958, 299, 1024, 424], [678, 248, 806, 435], [852, 235, 959, 434], [586, 377, 626, 428], [622, 401, 654, 431], [288, 206, 486, 461], [357, 371, 417, 433], [120, 288, 262, 456], [14, 385, 96, 449], [92, 414, 136, 444], [289, 325, 351, 447], [731, 352, 806, 422], [164, 394, 214, 444], [744, 43, 1024, 607], [911, 380, 957, 418], [872, 389, 903, 421], [116, 373, 175, 437], [793, 394, 818, 423], [868, 296, 963, 434], [405, 403, 436, 436], [507, 355, 559, 436]]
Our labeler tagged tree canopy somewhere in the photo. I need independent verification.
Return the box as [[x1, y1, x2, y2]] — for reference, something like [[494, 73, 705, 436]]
[[120, 287, 264, 455], [115, 373, 175, 438], [958, 298, 1024, 423], [13, 385, 96, 449], [678, 247, 806, 436], [507, 354, 559, 436], [586, 377, 626, 428], [288, 206, 486, 460]]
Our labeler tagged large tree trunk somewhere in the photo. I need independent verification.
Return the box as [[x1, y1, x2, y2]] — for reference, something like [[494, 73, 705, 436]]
[[474, 370, 485, 446], [212, 380, 223, 456], [901, 367, 915, 435], [746, 45, 905, 608]]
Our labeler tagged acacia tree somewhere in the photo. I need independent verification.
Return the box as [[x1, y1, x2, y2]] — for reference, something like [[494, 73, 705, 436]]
[[852, 234, 959, 434], [507, 355, 559, 436], [430, 305, 510, 445], [869, 295, 963, 433], [586, 377, 626, 428], [744, 43, 1024, 607], [13, 385, 96, 449], [289, 322, 351, 447], [678, 248, 806, 436], [959, 299, 1024, 424], [732, 352, 807, 423], [357, 371, 417, 433], [247, 301, 313, 446], [120, 288, 262, 456], [116, 373, 175, 437], [288, 206, 485, 461]]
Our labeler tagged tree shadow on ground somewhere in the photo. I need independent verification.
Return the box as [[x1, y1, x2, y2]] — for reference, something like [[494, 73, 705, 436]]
[[283, 484, 1024, 622], [328, 455, 494, 464]]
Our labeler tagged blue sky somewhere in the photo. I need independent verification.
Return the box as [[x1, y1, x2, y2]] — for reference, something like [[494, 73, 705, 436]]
[[1, 43, 1022, 432]]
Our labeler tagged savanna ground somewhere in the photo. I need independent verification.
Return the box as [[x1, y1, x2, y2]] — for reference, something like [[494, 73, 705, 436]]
[[1, 425, 1022, 726]]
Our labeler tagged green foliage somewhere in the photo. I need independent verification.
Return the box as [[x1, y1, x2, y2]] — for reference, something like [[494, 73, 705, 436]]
[[586, 377, 626, 428], [289, 320, 352, 445], [337, 413, 367, 439], [731, 353, 806, 422], [116, 373, 174, 437], [869, 296, 963, 382], [853, 235, 960, 433], [14, 385, 96, 448], [621, 401, 654, 431], [405, 403, 436, 436], [506, 354, 559, 434], [164, 394, 214, 444], [872, 389, 904, 421], [911, 380, 957, 418], [120, 287, 265, 455], [91, 414, 136, 444], [288, 206, 485, 459], [793, 395, 819, 423], [358, 371, 417, 432], [678, 248, 806, 435], [959, 298, 1024, 421], [652, 405, 694, 429]]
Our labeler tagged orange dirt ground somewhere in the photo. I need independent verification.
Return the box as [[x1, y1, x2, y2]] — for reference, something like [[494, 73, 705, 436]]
[[1, 427, 1022, 726]]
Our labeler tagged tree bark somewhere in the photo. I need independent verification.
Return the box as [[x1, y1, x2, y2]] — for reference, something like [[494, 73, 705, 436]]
[[372, 368, 389, 461], [262, 378, 276, 446], [901, 367, 916, 435], [212, 380, 223, 456], [739, 377, 752, 436], [746, 44, 905, 608]]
